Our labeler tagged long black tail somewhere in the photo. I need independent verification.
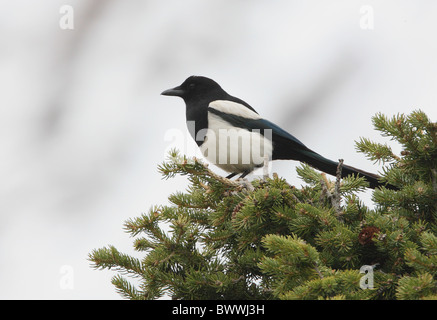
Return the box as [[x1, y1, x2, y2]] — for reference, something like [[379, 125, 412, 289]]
[[297, 149, 396, 190]]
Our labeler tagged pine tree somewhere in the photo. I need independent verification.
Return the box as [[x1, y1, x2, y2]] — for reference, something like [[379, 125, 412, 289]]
[[89, 110, 437, 300]]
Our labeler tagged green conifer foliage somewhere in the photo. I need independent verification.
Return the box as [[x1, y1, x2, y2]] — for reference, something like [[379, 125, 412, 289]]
[[89, 110, 437, 300]]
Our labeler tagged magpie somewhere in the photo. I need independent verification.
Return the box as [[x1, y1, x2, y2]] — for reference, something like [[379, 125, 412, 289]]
[[162, 76, 393, 189]]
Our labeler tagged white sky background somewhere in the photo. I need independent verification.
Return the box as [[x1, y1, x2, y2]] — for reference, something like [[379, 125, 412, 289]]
[[1, 1, 436, 299]]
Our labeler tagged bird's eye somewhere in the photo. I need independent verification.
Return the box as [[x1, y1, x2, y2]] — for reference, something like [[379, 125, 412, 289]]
[[189, 83, 196, 89]]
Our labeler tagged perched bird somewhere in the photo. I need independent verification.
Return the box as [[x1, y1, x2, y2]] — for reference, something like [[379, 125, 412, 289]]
[[162, 76, 392, 189]]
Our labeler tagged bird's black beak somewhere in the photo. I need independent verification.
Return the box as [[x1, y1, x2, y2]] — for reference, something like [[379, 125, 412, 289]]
[[161, 85, 185, 97]]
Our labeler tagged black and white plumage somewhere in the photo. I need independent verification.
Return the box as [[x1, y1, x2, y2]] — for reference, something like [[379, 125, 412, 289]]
[[161, 76, 393, 189]]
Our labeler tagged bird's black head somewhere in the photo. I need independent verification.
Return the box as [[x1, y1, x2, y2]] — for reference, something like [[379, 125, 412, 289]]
[[161, 76, 225, 103]]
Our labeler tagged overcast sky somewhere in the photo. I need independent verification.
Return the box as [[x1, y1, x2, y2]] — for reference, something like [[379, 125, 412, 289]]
[[1, 0, 437, 299]]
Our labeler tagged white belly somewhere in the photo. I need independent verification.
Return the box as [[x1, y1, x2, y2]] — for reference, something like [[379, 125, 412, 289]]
[[199, 112, 273, 173]]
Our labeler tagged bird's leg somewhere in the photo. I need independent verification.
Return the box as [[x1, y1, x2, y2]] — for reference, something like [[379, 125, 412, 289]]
[[226, 172, 238, 179], [235, 170, 254, 191], [238, 170, 251, 179]]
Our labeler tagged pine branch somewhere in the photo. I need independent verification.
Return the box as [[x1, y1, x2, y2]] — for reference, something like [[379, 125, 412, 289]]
[[355, 137, 400, 163], [89, 110, 437, 300], [111, 274, 142, 300], [89, 245, 143, 277]]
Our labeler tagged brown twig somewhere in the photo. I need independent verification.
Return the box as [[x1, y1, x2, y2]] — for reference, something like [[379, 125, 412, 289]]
[[332, 159, 344, 221], [320, 160, 344, 220], [263, 154, 270, 181]]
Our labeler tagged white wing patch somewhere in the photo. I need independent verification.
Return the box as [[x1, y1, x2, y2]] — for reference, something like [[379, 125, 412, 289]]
[[200, 110, 273, 173], [208, 100, 261, 120]]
